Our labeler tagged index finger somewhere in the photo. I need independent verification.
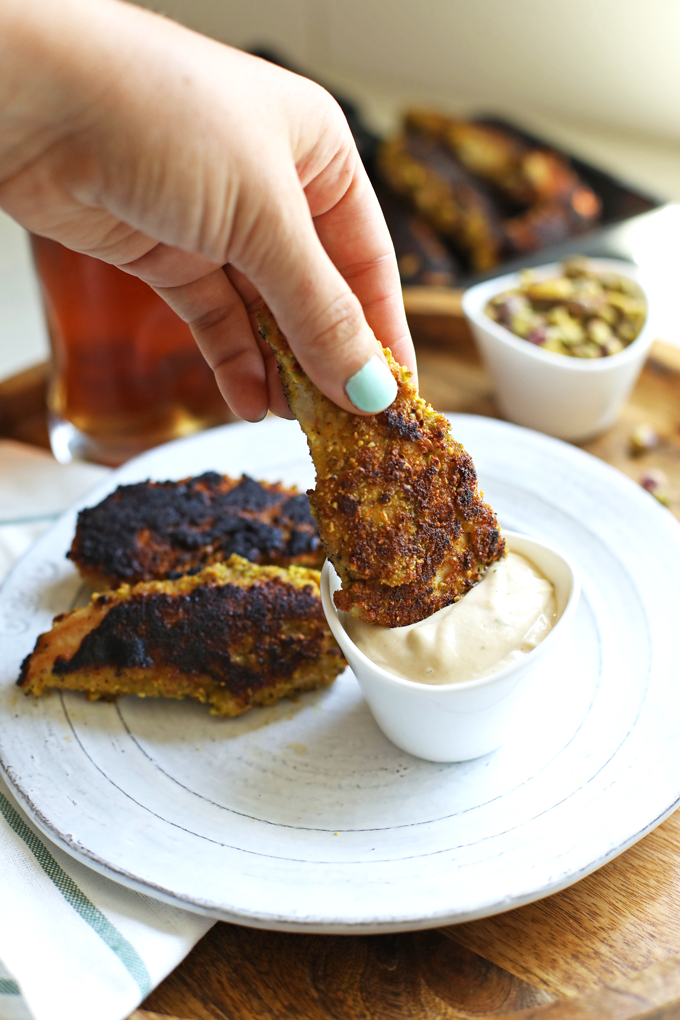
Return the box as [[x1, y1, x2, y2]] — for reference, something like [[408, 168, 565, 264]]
[[306, 161, 417, 383]]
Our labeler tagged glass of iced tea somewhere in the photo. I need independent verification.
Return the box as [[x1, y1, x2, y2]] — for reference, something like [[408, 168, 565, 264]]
[[31, 236, 234, 466]]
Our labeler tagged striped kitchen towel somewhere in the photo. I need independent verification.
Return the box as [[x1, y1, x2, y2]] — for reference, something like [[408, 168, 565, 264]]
[[0, 440, 213, 1020], [0, 777, 212, 1020], [0, 959, 26, 1020]]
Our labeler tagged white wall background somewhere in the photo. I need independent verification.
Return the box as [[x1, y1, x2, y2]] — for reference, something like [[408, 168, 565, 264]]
[[140, 0, 680, 144]]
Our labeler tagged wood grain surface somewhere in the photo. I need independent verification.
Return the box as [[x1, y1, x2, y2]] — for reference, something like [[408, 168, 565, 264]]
[[3, 314, 680, 1020], [0, 361, 48, 449]]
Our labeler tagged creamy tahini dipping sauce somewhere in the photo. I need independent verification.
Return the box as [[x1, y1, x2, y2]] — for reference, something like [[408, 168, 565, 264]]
[[344, 552, 557, 685]]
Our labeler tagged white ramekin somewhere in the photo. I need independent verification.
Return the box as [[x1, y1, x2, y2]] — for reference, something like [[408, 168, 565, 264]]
[[321, 532, 580, 762], [461, 258, 654, 442]]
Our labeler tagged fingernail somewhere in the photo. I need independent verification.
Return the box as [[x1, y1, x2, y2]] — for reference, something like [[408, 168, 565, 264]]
[[345, 355, 397, 413]]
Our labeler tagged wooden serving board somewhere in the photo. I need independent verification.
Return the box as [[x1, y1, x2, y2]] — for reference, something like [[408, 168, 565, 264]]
[[2, 316, 680, 1020]]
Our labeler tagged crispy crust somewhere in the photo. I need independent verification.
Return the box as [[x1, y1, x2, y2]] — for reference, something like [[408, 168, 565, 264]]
[[18, 556, 345, 716], [405, 110, 587, 204], [68, 472, 322, 590], [374, 183, 460, 287], [401, 111, 601, 257], [257, 306, 505, 627], [377, 132, 503, 272]]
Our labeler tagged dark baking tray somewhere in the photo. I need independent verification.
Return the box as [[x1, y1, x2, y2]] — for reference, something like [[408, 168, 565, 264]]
[[251, 49, 664, 283], [453, 117, 663, 286]]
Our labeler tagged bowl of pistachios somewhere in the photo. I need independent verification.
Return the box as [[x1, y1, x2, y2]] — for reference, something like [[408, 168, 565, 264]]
[[462, 257, 653, 442]]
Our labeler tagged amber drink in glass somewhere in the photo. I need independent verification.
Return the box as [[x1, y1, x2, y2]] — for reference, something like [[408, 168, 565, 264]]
[[31, 236, 233, 466]]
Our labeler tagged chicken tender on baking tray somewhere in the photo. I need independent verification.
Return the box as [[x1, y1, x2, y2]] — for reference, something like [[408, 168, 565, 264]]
[[257, 306, 505, 627], [18, 556, 345, 716], [68, 471, 322, 590]]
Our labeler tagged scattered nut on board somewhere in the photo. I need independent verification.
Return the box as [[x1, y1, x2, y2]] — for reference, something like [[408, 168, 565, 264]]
[[629, 423, 659, 456], [640, 468, 670, 506]]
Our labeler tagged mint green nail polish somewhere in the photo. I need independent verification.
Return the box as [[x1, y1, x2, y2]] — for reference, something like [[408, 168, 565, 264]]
[[345, 355, 397, 413]]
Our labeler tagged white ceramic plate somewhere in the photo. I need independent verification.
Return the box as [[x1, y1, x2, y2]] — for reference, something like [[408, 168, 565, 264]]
[[1, 415, 679, 933]]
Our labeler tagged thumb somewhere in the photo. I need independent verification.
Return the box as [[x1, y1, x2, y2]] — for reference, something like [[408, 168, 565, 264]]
[[241, 177, 407, 415]]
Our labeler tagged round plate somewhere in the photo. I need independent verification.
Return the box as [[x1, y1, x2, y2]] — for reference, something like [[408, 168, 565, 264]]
[[1, 415, 679, 933]]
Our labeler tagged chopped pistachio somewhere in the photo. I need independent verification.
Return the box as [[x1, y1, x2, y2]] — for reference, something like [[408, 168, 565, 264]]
[[618, 321, 640, 342], [598, 303, 617, 325], [571, 341, 602, 359], [640, 468, 670, 506], [606, 291, 646, 322], [484, 257, 646, 360], [542, 335, 567, 354], [562, 256, 591, 278], [587, 318, 613, 344], [602, 336, 624, 356], [510, 305, 542, 339], [525, 277, 575, 302], [630, 424, 659, 456], [543, 308, 580, 347]]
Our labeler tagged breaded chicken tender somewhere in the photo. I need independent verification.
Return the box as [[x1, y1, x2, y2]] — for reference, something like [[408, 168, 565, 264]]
[[18, 556, 345, 716], [257, 306, 505, 627], [69, 472, 322, 590]]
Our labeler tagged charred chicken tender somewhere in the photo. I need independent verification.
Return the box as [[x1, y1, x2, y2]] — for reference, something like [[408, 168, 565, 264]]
[[257, 305, 505, 628], [390, 111, 601, 264], [485, 257, 647, 358], [405, 110, 533, 203], [503, 189, 602, 258], [377, 132, 503, 272], [374, 183, 460, 287], [404, 110, 599, 208], [18, 556, 345, 716], [68, 471, 322, 590]]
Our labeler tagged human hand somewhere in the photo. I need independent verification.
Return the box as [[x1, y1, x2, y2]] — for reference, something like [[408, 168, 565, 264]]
[[0, 0, 415, 420]]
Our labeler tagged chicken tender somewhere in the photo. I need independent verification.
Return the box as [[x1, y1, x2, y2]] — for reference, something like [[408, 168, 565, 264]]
[[18, 556, 345, 716], [377, 131, 503, 272], [68, 472, 322, 590], [257, 306, 505, 627]]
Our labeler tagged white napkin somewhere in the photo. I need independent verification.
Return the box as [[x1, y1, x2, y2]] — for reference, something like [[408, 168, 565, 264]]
[[0, 440, 214, 1020]]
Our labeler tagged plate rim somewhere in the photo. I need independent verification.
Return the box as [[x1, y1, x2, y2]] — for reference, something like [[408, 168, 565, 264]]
[[4, 777, 680, 933]]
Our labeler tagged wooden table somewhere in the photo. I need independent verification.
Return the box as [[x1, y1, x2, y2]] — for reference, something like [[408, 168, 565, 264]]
[[3, 315, 680, 1020]]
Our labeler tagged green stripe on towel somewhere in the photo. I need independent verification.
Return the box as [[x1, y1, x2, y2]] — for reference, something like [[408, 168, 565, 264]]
[[0, 793, 151, 996], [0, 978, 20, 995]]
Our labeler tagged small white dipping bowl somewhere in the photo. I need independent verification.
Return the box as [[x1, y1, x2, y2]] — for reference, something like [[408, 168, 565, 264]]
[[462, 259, 654, 442], [321, 531, 580, 762]]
